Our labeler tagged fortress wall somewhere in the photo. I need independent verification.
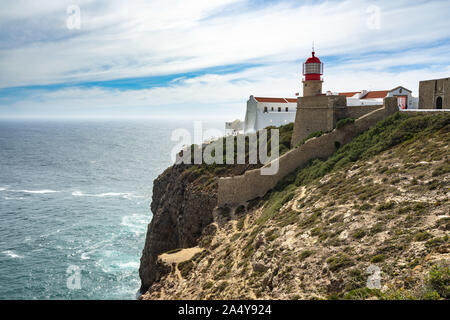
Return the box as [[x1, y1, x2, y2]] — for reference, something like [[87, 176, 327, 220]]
[[335, 105, 381, 120], [217, 100, 396, 207]]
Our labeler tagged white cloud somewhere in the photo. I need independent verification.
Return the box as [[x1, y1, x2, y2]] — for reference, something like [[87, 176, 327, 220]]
[[0, 0, 449, 118]]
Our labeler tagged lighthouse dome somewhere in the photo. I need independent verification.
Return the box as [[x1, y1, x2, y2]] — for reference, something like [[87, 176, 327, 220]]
[[305, 52, 321, 64]]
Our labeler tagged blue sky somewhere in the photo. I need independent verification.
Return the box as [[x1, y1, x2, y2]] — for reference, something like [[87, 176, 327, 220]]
[[0, 0, 449, 119]]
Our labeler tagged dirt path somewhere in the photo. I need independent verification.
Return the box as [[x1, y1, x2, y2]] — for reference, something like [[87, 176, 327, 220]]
[[159, 247, 204, 264], [159, 247, 204, 281]]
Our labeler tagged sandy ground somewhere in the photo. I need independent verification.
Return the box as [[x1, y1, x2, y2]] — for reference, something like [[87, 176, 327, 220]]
[[159, 247, 204, 264]]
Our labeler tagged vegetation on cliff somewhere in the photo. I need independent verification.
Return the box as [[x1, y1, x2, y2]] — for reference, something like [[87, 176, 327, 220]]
[[180, 122, 294, 189], [141, 112, 449, 300]]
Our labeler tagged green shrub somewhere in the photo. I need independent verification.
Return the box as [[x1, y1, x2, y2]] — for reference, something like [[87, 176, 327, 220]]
[[370, 254, 385, 263], [427, 265, 450, 298], [370, 223, 384, 235], [352, 229, 366, 239], [360, 203, 372, 211], [236, 217, 245, 231], [299, 250, 314, 261], [327, 253, 354, 272], [343, 287, 380, 300], [336, 118, 355, 129], [413, 231, 432, 242], [377, 201, 396, 211], [203, 281, 214, 290]]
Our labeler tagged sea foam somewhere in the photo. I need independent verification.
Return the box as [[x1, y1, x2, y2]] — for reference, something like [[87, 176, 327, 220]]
[[2, 250, 24, 259]]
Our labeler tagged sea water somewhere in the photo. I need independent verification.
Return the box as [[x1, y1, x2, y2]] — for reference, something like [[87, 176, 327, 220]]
[[0, 119, 224, 299]]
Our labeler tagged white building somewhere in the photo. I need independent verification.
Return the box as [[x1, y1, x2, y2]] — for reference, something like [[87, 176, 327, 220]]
[[244, 96, 297, 133], [337, 86, 418, 109]]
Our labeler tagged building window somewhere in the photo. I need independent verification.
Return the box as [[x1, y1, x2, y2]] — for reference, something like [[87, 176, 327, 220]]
[[285, 107, 289, 112], [264, 106, 268, 113], [278, 107, 281, 112], [271, 107, 274, 111]]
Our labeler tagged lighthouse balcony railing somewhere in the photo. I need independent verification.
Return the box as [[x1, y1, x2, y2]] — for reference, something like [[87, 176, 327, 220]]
[[302, 76, 323, 82]]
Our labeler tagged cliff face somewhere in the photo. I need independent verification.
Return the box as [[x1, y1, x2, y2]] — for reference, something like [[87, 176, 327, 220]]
[[139, 113, 450, 300], [139, 164, 217, 293]]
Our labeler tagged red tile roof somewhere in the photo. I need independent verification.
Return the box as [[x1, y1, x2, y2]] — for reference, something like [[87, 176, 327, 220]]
[[339, 92, 359, 97], [339, 90, 389, 99], [363, 90, 389, 99], [254, 97, 297, 103]]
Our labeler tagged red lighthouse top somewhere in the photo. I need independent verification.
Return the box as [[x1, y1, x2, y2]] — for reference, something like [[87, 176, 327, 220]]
[[303, 51, 323, 81]]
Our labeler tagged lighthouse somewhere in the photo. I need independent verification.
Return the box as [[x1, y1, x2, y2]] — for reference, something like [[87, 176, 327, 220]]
[[302, 50, 323, 96]]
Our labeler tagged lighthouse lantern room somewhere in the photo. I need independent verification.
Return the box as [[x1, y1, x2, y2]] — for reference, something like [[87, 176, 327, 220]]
[[302, 49, 324, 96]]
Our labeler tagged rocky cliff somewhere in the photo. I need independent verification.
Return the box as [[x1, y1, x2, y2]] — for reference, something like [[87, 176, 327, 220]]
[[138, 163, 218, 293], [139, 113, 449, 299]]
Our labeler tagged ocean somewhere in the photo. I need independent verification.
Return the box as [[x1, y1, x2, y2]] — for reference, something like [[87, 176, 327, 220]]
[[0, 119, 224, 299]]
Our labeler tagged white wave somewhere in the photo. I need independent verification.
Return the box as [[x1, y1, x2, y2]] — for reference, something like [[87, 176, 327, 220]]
[[95, 192, 129, 197], [0, 187, 7, 191], [3, 196, 25, 200], [2, 250, 24, 259], [117, 261, 139, 269], [121, 214, 149, 235], [123, 193, 145, 200], [72, 190, 144, 199], [12, 189, 60, 194], [81, 252, 90, 260]]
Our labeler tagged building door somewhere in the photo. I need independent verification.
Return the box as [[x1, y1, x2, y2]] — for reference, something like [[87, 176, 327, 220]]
[[396, 95, 407, 109], [436, 96, 442, 109]]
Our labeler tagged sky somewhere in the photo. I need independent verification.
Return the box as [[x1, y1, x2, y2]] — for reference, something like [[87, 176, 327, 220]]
[[0, 0, 449, 120]]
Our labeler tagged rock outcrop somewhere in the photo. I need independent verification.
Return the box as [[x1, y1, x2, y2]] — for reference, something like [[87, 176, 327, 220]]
[[139, 164, 217, 293]]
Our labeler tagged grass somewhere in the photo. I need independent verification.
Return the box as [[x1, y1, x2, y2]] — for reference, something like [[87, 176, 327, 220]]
[[299, 250, 314, 261], [326, 253, 354, 272]]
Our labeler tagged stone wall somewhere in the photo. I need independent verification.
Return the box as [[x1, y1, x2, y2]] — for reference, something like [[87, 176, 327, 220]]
[[217, 97, 398, 207], [335, 104, 382, 120], [419, 77, 450, 109]]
